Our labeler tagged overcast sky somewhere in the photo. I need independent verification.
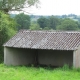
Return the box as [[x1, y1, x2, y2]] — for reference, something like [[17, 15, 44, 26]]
[[25, 0, 80, 15]]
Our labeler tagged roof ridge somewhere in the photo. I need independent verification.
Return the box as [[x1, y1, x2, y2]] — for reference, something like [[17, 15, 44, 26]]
[[19, 30, 80, 33]]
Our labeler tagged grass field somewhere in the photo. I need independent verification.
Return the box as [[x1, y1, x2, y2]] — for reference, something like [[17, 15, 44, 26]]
[[0, 64, 80, 80]]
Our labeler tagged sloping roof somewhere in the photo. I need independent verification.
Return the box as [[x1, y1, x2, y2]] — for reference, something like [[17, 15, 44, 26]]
[[3, 30, 80, 50]]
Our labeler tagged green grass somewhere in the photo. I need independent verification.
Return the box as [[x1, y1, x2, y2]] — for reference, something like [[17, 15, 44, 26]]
[[0, 64, 80, 80]]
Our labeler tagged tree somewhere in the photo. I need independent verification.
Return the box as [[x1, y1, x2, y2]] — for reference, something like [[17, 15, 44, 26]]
[[0, 11, 17, 62], [49, 16, 61, 30], [15, 13, 31, 30], [30, 23, 40, 30], [0, 0, 39, 13], [56, 18, 79, 30], [76, 21, 80, 29], [37, 17, 49, 29]]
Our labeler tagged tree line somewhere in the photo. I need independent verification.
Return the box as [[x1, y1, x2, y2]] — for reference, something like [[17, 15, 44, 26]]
[[14, 13, 80, 31]]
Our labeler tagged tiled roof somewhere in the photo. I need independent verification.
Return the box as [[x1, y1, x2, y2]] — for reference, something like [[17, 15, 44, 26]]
[[3, 30, 80, 50]]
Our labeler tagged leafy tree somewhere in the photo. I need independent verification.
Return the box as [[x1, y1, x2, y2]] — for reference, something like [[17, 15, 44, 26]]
[[15, 13, 31, 30], [37, 17, 49, 29], [43, 27, 51, 30], [75, 21, 80, 29], [30, 23, 40, 30], [0, 11, 17, 62], [0, 0, 39, 13], [56, 18, 79, 30], [49, 16, 61, 30]]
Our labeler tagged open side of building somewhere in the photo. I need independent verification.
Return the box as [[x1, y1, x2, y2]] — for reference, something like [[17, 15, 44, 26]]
[[3, 30, 80, 68]]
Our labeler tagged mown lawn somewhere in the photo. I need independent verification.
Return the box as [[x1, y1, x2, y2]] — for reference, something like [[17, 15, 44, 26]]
[[0, 64, 80, 80]]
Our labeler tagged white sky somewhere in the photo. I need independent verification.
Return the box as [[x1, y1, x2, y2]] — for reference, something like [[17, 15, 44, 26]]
[[25, 0, 80, 15]]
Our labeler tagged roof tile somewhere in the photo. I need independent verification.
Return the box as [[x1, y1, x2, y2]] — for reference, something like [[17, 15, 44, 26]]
[[3, 30, 80, 50]]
